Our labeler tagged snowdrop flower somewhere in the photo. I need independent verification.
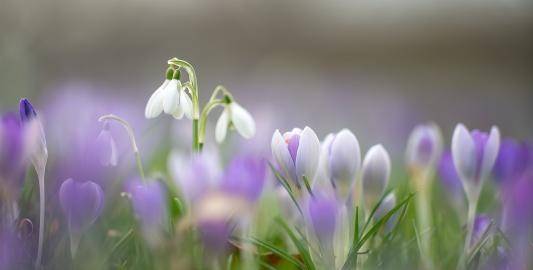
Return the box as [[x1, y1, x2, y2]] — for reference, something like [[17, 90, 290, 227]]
[[451, 124, 500, 201], [362, 144, 391, 208], [405, 123, 442, 172], [96, 121, 118, 167], [145, 68, 192, 119], [215, 100, 255, 143], [322, 129, 361, 202], [271, 127, 320, 185]]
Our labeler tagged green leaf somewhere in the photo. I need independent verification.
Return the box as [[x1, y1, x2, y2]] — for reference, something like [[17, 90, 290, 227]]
[[244, 236, 305, 269], [302, 175, 314, 196], [276, 217, 316, 270], [268, 162, 303, 215]]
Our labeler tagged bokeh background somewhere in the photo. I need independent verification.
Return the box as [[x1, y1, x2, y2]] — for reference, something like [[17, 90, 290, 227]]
[[1, 0, 532, 156]]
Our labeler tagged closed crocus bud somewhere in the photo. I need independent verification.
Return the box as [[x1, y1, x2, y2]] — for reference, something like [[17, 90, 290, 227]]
[[19, 98, 47, 175], [59, 178, 104, 256], [451, 124, 500, 200], [405, 123, 442, 172], [362, 145, 391, 208], [96, 121, 118, 167], [374, 193, 398, 233], [325, 129, 361, 201], [127, 179, 167, 247], [215, 101, 256, 143], [271, 127, 320, 185]]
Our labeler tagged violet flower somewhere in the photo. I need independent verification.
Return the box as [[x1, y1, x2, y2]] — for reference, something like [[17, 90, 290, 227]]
[[492, 138, 531, 185], [438, 151, 466, 208], [59, 178, 104, 256], [96, 121, 118, 167], [220, 155, 266, 202], [405, 123, 442, 173], [470, 215, 491, 248]]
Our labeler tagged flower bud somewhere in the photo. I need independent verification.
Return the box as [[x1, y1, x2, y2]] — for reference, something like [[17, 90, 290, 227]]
[[325, 129, 361, 201], [405, 123, 442, 171], [96, 121, 118, 167], [307, 191, 338, 244], [19, 98, 48, 176], [362, 144, 391, 208]]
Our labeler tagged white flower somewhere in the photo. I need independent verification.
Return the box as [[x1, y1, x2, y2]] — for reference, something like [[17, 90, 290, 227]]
[[405, 123, 443, 171], [451, 124, 500, 200], [215, 102, 255, 143], [362, 144, 391, 208], [271, 127, 321, 184], [145, 78, 192, 120]]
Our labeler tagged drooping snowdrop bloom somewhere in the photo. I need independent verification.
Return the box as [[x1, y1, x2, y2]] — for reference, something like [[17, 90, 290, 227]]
[[271, 127, 320, 186], [322, 129, 361, 202], [215, 100, 256, 143], [96, 121, 118, 167], [127, 179, 167, 247], [59, 178, 104, 256], [451, 124, 500, 202], [145, 69, 193, 119], [405, 123, 442, 173], [362, 144, 391, 209]]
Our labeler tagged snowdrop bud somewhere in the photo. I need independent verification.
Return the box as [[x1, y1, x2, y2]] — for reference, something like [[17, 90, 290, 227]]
[[362, 145, 391, 208], [307, 192, 338, 244], [271, 127, 320, 184], [19, 98, 48, 175], [405, 123, 442, 171], [215, 101, 256, 143], [452, 124, 500, 200], [96, 121, 118, 167], [327, 129, 361, 201]]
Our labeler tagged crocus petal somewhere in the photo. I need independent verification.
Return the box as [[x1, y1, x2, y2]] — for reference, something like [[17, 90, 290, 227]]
[[59, 179, 104, 232], [479, 126, 500, 181], [362, 144, 391, 207], [230, 102, 256, 139], [144, 80, 168, 118], [162, 79, 180, 114], [328, 129, 361, 199], [295, 126, 320, 182], [215, 108, 230, 143], [271, 130, 297, 182], [452, 123, 477, 183]]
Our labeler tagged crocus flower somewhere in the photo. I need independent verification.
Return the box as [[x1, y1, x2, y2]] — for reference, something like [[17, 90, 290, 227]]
[[127, 179, 167, 247], [405, 123, 442, 172], [322, 129, 361, 202], [307, 191, 338, 244], [215, 101, 256, 143], [362, 144, 391, 208], [437, 151, 466, 208], [374, 192, 398, 233], [145, 69, 192, 119], [59, 178, 104, 256], [470, 215, 491, 248], [492, 138, 531, 185], [220, 155, 266, 202], [271, 127, 320, 186], [451, 124, 500, 201], [96, 121, 118, 167]]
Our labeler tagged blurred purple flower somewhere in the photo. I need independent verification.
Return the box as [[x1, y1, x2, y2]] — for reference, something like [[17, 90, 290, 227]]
[[438, 151, 464, 201], [127, 179, 167, 246], [470, 215, 491, 248], [96, 121, 118, 167], [405, 123, 442, 171], [221, 155, 266, 202], [197, 219, 232, 255], [307, 191, 338, 243], [492, 138, 531, 185], [59, 178, 104, 232]]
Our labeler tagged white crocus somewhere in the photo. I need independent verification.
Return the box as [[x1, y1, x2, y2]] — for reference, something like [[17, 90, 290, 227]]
[[271, 127, 321, 185], [145, 70, 193, 120], [326, 129, 361, 202], [215, 102, 256, 143], [362, 144, 391, 209], [405, 123, 443, 172]]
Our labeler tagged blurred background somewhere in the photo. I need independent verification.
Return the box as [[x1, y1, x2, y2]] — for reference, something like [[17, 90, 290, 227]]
[[1, 0, 532, 156]]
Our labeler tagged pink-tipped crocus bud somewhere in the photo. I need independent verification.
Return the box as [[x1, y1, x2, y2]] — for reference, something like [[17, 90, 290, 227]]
[[451, 124, 500, 201], [362, 144, 391, 208], [405, 123, 442, 172], [322, 129, 361, 202], [271, 127, 320, 185]]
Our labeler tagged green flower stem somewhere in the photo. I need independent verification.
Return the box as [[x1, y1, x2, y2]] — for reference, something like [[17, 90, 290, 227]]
[[198, 99, 225, 147], [98, 114, 146, 182]]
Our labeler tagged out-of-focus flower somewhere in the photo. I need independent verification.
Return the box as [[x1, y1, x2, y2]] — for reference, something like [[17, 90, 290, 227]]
[[145, 69, 192, 119], [127, 179, 167, 247], [438, 151, 466, 207], [362, 144, 391, 208], [451, 124, 500, 201], [220, 155, 266, 202], [271, 127, 320, 185], [492, 138, 531, 185], [307, 191, 338, 244], [322, 129, 361, 202], [59, 178, 104, 232], [168, 150, 222, 204], [96, 121, 118, 167], [470, 215, 491, 248], [405, 123, 442, 172], [215, 101, 255, 143]]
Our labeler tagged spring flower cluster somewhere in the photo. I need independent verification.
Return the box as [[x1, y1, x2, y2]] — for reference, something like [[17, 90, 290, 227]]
[[0, 58, 531, 270]]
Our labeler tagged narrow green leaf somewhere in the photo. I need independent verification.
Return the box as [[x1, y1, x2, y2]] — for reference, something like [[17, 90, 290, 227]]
[[226, 253, 234, 270], [276, 217, 316, 270], [302, 175, 314, 196], [244, 236, 305, 269], [268, 162, 303, 215]]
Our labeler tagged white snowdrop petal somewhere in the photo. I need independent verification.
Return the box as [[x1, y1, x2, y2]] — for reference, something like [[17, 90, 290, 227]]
[[162, 80, 179, 114], [144, 80, 168, 118], [230, 102, 255, 139], [215, 109, 230, 143], [180, 90, 193, 120]]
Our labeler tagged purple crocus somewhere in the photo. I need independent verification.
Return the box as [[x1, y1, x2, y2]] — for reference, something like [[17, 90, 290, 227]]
[[307, 192, 338, 244], [438, 151, 465, 205], [470, 215, 491, 248], [405, 123, 442, 172], [0, 114, 32, 190], [220, 155, 266, 202], [127, 179, 167, 246], [492, 138, 531, 185]]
